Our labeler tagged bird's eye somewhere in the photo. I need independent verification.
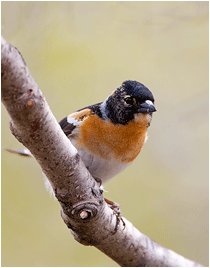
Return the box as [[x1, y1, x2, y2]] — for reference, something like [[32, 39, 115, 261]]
[[124, 95, 136, 105]]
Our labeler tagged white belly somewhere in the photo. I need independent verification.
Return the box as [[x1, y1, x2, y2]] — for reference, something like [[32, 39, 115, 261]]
[[71, 139, 130, 183]]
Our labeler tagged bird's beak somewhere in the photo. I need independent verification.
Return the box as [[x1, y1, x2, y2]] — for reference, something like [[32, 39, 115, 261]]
[[138, 100, 157, 114]]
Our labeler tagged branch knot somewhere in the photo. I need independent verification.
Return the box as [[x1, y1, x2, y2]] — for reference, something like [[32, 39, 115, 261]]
[[71, 199, 100, 221]]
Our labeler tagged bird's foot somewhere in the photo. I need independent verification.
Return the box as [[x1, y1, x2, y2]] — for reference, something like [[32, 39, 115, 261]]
[[104, 197, 126, 234], [94, 177, 104, 194]]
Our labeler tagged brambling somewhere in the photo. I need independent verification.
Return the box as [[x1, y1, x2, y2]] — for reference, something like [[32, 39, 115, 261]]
[[59, 80, 156, 185], [59, 80, 156, 232]]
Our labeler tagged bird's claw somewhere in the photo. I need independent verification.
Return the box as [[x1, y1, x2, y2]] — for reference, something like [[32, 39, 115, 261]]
[[104, 197, 126, 234]]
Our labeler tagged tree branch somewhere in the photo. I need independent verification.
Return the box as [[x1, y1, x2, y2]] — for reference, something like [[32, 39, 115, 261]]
[[1, 36, 204, 267]]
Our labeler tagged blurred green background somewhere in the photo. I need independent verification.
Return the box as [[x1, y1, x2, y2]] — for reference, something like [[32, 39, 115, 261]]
[[1, 2, 208, 267]]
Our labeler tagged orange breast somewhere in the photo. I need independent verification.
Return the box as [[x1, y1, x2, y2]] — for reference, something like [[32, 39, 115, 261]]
[[76, 114, 148, 163]]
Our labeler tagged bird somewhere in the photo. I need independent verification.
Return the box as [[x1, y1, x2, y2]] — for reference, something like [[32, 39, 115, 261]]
[[59, 80, 156, 232], [59, 80, 156, 185]]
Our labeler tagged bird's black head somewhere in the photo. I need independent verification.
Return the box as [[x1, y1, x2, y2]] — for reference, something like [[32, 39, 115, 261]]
[[102, 80, 156, 125]]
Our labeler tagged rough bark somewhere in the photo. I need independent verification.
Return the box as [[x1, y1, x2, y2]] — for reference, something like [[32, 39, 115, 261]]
[[1, 36, 204, 267]]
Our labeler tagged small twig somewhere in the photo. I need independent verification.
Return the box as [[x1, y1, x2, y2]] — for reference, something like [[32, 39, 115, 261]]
[[3, 148, 32, 157]]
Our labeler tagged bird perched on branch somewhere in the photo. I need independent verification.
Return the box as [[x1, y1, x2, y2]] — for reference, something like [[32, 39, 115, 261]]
[[59, 80, 156, 232], [5, 80, 156, 232]]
